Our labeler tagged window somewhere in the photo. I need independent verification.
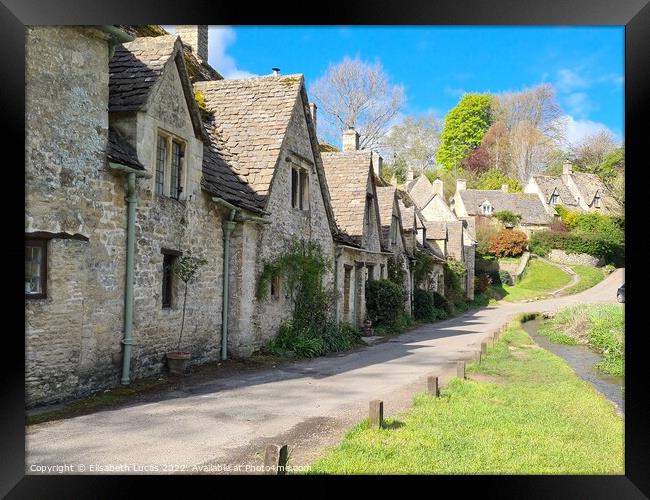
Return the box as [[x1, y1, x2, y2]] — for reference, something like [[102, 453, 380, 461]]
[[366, 264, 375, 282], [162, 253, 177, 309], [343, 266, 352, 313], [155, 132, 186, 199], [550, 192, 559, 205], [291, 165, 309, 210], [25, 239, 47, 299], [593, 195, 602, 208], [380, 264, 385, 279], [271, 275, 280, 299], [480, 202, 492, 215]]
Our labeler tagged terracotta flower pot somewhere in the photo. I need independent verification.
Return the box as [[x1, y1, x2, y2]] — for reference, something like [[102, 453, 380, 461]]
[[166, 351, 191, 375]]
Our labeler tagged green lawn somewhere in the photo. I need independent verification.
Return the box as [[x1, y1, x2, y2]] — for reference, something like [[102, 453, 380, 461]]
[[494, 259, 571, 302], [559, 265, 606, 296], [308, 326, 623, 474], [537, 304, 624, 377]]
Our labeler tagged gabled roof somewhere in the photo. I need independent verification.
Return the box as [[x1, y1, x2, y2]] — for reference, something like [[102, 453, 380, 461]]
[[424, 221, 447, 240], [406, 175, 436, 209], [532, 175, 579, 207], [459, 190, 552, 225], [201, 117, 267, 214], [107, 127, 145, 171], [568, 172, 608, 205], [321, 150, 378, 246], [194, 75, 304, 199], [109, 35, 207, 141], [376, 186, 408, 251]]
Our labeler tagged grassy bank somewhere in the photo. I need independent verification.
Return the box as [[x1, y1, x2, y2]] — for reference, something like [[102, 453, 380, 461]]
[[308, 325, 623, 474], [493, 259, 571, 302], [537, 304, 624, 377], [559, 265, 606, 296]]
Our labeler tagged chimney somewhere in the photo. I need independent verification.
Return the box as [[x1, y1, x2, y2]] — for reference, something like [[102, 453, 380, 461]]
[[406, 168, 414, 182], [432, 178, 444, 197], [456, 179, 467, 193], [176, 25, 208, 63], [272, 67, 281, 76], [371, 151, 383, 178], [562, 161, 573, 176], [342, 128, 359, 151], [308, 103, 317, 133], [501, 183, 508, 193]]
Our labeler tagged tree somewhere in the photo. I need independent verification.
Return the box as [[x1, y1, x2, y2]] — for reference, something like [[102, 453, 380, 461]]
[[381, 113, 442, 173], [310, 56, 405, 150], [570, 130, 619, 174], [493, 84, 565, 181], [380, 156, 409, 185], [436, 93, 494, 171], [173, 251, 208, 351], [476, 168, 522, 192]]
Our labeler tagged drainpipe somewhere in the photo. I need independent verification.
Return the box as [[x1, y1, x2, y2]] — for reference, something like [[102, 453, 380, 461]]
[[212, 197, 270, 361], [108, 163, 151, 386]]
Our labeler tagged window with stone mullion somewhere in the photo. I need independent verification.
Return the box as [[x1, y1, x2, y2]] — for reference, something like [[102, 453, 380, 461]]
[[156, 135, 167, 196], [170, 140, 183, 199]]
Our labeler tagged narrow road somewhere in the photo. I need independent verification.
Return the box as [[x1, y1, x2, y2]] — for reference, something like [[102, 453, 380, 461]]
[[26, 268, 624, 475]]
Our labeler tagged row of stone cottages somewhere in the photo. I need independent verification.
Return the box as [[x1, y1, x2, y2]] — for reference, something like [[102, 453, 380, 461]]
[[25, 25, 471, 407]]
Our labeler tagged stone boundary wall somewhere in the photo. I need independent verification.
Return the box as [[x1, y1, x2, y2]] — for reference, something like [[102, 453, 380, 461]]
[[547, 249, 603, 267], [514, 252, 531, 283]]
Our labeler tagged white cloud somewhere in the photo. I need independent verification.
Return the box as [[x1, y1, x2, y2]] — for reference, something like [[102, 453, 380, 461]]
[[163, 25, 257, 79], [444, 87, 466, 98], [564, 92, 595, 118], [561, 115, 622, 148], [556, 68, 589, 93]]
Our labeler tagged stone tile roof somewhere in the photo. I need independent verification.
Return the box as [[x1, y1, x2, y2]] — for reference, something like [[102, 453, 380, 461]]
[[109, 35, 179, 111], [568, 173, 606, 205], [423, 221, 447, 240], [107, 127, 145, 170], [201, 117, 268, 214], [398, 200, 415, 231], [416, 241, 446, 262], [321, 151, 373, 243], [406, 175, 436, 209], [532, 175, 579, 207], [117, 25, 223, 81], [194, 75, 303, 199], [376, 186, 396, 233], [460, 190, 552, 225]]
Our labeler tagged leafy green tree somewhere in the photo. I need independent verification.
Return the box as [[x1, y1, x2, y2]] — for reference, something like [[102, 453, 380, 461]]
[[436, 93, 494, 171], [476, 168, 522, 192]]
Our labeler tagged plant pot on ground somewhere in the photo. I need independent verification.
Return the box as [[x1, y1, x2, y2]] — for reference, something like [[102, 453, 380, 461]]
[[165, 250, 208, 376]]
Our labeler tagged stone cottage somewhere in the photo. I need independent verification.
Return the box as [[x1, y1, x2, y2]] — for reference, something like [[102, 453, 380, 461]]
[[24, 25, 340, 406], [451, 180, 552, 238], [524, 162, 622, 215], [376, 185, 413, 313], [321, 129, 391, 327]]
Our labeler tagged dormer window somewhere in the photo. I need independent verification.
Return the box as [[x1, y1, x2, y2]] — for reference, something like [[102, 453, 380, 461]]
[[291, 165, 309, 210], [155, 130, 186, 200], [593, 194, 602, 208], [480, 201, 493, 215], [550, 190, 559, 205]]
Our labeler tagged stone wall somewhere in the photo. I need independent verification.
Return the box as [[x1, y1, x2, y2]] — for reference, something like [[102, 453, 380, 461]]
[[547, 249, 603, 267]]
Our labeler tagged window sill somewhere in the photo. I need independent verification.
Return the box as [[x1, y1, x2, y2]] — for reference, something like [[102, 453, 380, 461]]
[[25, 294, 47, 301]]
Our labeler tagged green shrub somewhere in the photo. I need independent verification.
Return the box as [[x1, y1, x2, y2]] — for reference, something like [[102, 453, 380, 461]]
[[433, 291, 453, 314], [267, 321, 362, 358], [365, 279, 406, 326], [529, 230, 622, 263], [493, 210, 522, 226], [487, 229, 528, 257], [474, 273, 492, 294], [444, 258, 467, 305], [413, 289, 448, 321], [498, 269, 513, 286]]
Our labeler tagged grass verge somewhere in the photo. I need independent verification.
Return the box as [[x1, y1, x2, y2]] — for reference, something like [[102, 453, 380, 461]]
[[492, 259, 571, 302], [537, 304, 624, 377], [308, 325, 623, 474], [559, 265, 606, 296]]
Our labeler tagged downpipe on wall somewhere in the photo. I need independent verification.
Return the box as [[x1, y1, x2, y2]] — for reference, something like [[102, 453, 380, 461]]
[[109, 163, 151, 385]]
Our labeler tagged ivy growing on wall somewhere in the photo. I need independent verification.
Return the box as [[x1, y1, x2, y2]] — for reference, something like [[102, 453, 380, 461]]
[[444, 257, 467, 305]]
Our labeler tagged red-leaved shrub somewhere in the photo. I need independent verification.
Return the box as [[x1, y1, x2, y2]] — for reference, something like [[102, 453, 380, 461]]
[[487, 229, 528, 257]]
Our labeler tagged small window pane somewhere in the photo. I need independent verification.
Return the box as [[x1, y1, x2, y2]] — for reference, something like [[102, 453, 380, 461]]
[[162, 254, 175, 309], [291, 168, 299, 208], [300, 170, 309, 210], [156, 136, 167, 196], [25, 241, 46, 297], [171, 140, 184, 199]]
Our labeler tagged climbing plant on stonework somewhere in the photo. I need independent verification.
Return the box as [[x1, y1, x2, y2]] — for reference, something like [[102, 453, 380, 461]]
[[444, 257, 467, 305]]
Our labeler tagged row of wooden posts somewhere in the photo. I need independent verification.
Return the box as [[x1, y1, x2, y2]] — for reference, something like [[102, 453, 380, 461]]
[[262, 326, 507, 474]]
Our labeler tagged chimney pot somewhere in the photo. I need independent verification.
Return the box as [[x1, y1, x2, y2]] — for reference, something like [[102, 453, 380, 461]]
[[501, 183, 508, 192], [176, 25, 208, 63], [272, 67, 281, 76]]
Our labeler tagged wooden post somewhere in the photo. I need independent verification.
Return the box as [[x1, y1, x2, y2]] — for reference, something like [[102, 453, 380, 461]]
[[475, 350, 482, 364], [264, 444, 288, 475], [369, 400, 384, 429], [481, 342, 488, 355], [457, 360, 465, 379], [427, 376, 439, 397]]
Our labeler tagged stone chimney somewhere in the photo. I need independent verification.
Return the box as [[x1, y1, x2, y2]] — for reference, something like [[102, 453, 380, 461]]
[[501, 183, 508, 192], [432, 178, 444, 197], [176, 25, 208, 63], [342, 128, 359, 152], [406, 168, 414, 182], [563, 161, 573, 175], [456, 179, 467, 193], [371, 151, 383, 178], [308, 103, 317, 133]]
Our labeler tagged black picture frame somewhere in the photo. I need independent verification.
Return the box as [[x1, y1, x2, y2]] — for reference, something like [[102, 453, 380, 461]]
[[3, 0, 647, 497]]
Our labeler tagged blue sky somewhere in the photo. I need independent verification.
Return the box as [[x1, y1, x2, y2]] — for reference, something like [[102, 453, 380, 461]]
[[168, 26, 624, 147]]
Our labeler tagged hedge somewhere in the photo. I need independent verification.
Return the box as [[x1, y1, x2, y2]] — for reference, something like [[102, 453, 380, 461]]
[[529, 230, 623, 264]]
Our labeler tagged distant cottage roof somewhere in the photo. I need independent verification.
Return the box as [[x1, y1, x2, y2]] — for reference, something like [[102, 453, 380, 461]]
[[321, 151, 374, 244], [107, 127, 145, 171], [532, 175, 579, 207], [459, 190, 551, 225], [406, 175, 436, 209], [569, 172, 607, 205], [194, 75, 304, 199]]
